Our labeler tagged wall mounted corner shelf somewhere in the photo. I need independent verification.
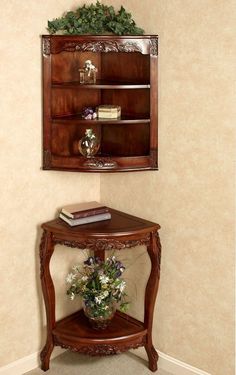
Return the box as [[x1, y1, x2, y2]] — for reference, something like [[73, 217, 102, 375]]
[[42, 35, 158, 172]]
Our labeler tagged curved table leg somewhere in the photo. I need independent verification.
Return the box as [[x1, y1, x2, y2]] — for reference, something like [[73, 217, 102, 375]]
[[39, 230, 56, 371], [40, 339, 54, 372], [144, 230, 161, 372]]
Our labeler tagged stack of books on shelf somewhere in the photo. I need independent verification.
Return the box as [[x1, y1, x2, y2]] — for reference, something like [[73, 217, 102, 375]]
[[59, 201, 111, 227], [97, 105, 121, 119]]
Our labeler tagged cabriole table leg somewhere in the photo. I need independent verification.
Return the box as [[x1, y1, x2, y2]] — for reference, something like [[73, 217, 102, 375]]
[[39, 230, 56, 371], [144, 230, 161, 372]]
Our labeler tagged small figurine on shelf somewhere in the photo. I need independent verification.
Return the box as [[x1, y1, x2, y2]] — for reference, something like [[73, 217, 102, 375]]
[[82, 107, 97, 120], [79, 60, 97, 84]]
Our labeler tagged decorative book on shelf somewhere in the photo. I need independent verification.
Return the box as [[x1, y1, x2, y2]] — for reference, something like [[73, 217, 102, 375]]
[[59, 212, 111, 227], [61, 201, 109, 219]]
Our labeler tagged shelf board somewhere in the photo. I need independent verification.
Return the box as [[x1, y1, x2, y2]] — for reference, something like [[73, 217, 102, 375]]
[[52, 80, 150, 89], [52, 114, 150, 124], [53, 309, 146, 343]]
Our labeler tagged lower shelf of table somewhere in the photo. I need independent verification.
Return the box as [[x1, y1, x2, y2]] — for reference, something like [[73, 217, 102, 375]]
[[52, 309, 147, 355]]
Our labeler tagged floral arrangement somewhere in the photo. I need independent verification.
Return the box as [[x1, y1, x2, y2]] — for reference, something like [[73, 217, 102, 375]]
[[66, 255, 129, 320]]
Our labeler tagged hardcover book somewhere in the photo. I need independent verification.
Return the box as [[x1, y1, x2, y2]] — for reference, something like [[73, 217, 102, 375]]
[[61, 201, 109, 219], [59, 212, 111, 226]]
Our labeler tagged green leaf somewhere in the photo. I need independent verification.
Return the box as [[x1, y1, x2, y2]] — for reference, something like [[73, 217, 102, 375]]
[[47, 2, 144, 35]]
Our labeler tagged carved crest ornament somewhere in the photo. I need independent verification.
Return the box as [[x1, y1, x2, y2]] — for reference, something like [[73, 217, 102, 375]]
[[43, 38, 158, 56]]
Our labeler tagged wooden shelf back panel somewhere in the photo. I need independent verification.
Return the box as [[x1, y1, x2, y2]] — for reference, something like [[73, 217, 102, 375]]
[[102, 123, 150, 157], [51, 88, 100, 117], [51, 51, 101, 83], [101, 89, 150, 117], [101, 52, 150, 83], [51, 123, 101, 156]]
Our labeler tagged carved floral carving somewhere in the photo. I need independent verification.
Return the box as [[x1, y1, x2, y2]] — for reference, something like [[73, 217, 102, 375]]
[[64, 41, 143, 53], [43, 38, 51, 56], [83, 157, 117, 169], [54, 337, 145, 355], [150, 38, 158, 56], [53, 234, 150, 251]]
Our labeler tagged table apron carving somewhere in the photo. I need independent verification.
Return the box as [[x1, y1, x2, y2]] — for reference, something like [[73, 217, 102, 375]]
[[52, 233, 152, 251]]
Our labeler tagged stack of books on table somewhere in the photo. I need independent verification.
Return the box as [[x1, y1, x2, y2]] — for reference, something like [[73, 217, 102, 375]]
[[59, 201, 111, 227]]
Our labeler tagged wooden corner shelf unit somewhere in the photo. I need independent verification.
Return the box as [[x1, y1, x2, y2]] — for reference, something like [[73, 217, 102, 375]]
[[42, 35, 158, 172], [39, 208, 161, 371]]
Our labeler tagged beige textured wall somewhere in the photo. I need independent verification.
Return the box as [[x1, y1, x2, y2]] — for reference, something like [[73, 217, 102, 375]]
[[101, 1, 235, 375], [0, 0, 100, 367]]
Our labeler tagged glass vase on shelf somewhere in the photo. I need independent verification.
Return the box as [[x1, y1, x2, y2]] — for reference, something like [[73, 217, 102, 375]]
[[82, 299, 116, 330], [78, 128, 100, 157]]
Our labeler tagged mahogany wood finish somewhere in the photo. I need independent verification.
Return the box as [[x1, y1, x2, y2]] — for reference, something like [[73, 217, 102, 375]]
[[42, 35, 158, 172], [39, 208, 161, 372]]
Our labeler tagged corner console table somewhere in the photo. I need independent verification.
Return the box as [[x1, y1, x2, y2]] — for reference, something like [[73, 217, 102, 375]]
[[39, 208, 161, 372]]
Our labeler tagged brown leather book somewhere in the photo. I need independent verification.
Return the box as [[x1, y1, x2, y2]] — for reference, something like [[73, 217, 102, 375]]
[[61, 201, 109, 219]]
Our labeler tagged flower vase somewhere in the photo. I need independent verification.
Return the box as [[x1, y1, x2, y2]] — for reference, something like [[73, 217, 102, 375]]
[[78, 129, 100, 158], [82, 300, 116, 330]]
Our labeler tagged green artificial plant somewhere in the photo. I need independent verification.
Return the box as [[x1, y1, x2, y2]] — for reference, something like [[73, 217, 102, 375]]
[[47, 2, 144, 35]]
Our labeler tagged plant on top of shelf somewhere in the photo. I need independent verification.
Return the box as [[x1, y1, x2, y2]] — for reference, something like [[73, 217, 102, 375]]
[[47, 1, 144, 36]]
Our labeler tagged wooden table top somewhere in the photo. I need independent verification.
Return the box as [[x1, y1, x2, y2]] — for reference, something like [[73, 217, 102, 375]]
[[42, 208, 160, 238]]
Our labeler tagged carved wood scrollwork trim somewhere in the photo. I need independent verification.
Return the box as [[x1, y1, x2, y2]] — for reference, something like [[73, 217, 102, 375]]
[[53, 234, 150, 251], [56, 41, 143, 54], [83, 157, 117, 169], [43, 38, 51, 56], [54, 337, 145, 355], [150, 38, 158, 56]]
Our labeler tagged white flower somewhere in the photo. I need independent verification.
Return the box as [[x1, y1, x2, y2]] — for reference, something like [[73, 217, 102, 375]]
[[119, 281, 126, 292], [70, 293, 75, 300], [81, 275, 88, 281], [95, 296, 103, 304], [66, 273, 75, 283], [99, 275, 109, 284]]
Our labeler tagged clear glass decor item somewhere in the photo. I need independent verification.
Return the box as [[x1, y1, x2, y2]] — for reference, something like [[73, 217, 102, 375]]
[[82, 299, 116, 330], [78, 129, 100, 157], [79, 59, 97, 84]]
